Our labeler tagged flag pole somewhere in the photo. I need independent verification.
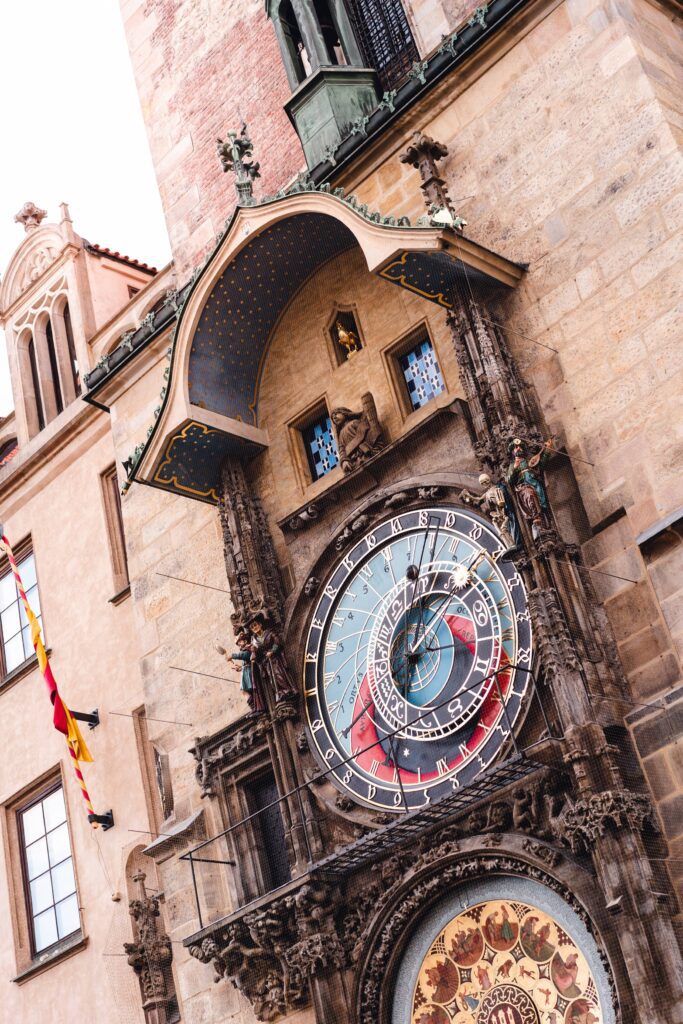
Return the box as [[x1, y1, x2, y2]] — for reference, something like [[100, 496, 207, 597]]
[[0, 530, 107, 830]]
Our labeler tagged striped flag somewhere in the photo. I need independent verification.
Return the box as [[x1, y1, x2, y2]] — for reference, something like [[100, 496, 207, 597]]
[[0, 533, 99, 826]]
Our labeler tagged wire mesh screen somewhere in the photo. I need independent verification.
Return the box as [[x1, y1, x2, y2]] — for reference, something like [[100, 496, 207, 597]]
[[347, 0, 420, 90]]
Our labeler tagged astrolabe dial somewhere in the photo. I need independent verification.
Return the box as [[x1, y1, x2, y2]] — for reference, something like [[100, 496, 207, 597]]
[[303, 505, 532, 811]]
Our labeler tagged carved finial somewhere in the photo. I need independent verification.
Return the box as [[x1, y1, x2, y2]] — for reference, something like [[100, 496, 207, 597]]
[[217, 123, 260, 206], [399, 132, 466, 231], [14, 201, 47, 232], [59, 202, 72, 224]]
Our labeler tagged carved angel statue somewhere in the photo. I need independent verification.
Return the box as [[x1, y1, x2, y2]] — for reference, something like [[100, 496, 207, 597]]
[[331, 393, 386, 473], [335, 320, 361, 358], [460, 473, 519, 554]]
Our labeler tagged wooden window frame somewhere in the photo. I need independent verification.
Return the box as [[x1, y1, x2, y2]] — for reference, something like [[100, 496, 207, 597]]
[[132, 707, 174, 837], [288, 398, 341, 488], [2, 768, 85, 980], [0, 539, 42, 683], [383, 320, 447, 420], [100, 465, 130, 602]]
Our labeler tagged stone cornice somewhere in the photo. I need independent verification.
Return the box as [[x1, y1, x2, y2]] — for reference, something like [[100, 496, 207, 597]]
[[0, 398, 105, 513]]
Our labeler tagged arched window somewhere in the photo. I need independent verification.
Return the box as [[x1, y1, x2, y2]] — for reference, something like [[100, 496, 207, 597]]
[[27, 337, 45, 433], [313, 0, 348, 65], [0, 437, 18, 467], [45, 319, 63, 415], [279, 1, 310, 82], [62, 303, 81, 396], [269, 0, 417, 91]]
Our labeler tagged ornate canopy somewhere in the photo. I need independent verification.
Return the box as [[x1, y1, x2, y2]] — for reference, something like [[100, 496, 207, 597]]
[[132, 188, 523, 503]]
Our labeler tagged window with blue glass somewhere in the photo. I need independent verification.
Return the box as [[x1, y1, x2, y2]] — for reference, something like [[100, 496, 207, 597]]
[[302, 413, 339, 481], [398, 335, 446, 410]]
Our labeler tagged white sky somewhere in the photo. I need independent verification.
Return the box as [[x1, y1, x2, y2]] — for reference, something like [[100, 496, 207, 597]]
[[0, 0, 172, 416]]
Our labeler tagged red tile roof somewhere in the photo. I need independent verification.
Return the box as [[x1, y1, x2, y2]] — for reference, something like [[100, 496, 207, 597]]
[[88, 244, 157, 274], [0, 442, 18, 467]]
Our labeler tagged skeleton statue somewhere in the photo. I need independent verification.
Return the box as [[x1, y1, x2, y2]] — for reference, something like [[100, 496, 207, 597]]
[[460, 473, 519, 554], [331, 393, 386, 473]]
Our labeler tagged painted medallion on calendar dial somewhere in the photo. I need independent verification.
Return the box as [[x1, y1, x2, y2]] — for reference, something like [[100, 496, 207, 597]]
[[411, 900, 603, 1024], [303, 505, 532, 811]]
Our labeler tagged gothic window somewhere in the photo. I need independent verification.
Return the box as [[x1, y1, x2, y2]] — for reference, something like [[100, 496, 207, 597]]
[[395, 331, 446, 411], [313, 0, 348, 65], [346, 0, 419, 90], [269, 0, 363, 87], [27, 336, 46, 433], [45, 319, 64, 415], [0, 546, 41, 677], [62, 302, 81, 397], [329, 308, 363, 365], [301, 408, 340, 480], [19, 785, 79, 955]]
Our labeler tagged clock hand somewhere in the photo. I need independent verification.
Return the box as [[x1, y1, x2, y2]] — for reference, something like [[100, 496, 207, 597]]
[[404, 516, 441, 628]]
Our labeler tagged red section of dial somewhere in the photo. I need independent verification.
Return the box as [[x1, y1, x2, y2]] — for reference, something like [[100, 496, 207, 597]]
[[349, 615, 511, 786]]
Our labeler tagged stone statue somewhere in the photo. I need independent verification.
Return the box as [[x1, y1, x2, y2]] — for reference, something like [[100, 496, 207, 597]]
[[217, 631, 267, 715], [460, 473, 519, 553], [505, 436, 554, 539], [249, 613, 297, 703], [335, 320, 361, 358], [331, 393, 385, 473]]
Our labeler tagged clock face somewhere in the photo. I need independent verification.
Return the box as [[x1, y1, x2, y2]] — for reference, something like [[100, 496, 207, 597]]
[[303, 505, 532, 811]]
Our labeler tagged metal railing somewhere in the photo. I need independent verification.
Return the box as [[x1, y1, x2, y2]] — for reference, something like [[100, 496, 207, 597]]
[[180, 665, 555, 933]]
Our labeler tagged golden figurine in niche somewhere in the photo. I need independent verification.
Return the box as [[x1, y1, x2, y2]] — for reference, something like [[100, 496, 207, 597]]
[[335, 319, 361, 359]]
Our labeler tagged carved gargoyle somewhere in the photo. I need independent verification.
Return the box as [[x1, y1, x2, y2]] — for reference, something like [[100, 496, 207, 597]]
[[331, 393, 386, 473]]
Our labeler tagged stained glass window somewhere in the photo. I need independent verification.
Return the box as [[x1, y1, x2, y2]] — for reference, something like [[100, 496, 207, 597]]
[[20, 786, 79, 954], [302, 413, 339, 480], [399, 336, 445, 410]]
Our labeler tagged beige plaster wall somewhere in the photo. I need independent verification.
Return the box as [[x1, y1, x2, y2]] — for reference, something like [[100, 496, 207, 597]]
[[0, 412, 152, 1022]]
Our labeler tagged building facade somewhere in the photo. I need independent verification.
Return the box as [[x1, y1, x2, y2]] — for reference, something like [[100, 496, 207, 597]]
[[0, 0, 682, 1022]]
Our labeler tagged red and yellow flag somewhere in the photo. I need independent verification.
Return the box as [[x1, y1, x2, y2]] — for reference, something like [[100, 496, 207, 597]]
[[0, 533, 99, 825]]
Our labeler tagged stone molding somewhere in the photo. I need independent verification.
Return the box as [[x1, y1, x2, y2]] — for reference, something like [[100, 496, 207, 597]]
[[557, 790, 658, 854]]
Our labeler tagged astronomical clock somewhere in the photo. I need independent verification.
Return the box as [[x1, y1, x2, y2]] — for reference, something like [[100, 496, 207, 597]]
[[303, 504, 532, 812]]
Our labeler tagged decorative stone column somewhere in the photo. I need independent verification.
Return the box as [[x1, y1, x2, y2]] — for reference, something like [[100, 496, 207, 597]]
[[124, 871, 177, 1024]]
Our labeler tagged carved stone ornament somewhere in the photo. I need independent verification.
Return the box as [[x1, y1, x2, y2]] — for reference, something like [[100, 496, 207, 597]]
[[123, 871, 177, 1022], [399, 132, 465, 229], [528, 587, 580, 682], [188, 882, 342, 1021], [218, 456, 287, 630], [287, 504, 319, 531], [330, 392, 386, 474], [557, 790, 657, 854], [285, 932, 346, 977], [14, 200, 47, 231], [23, 245, 59, 285], [191, 714, 273, 797], [217, 122, 260, 205]]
